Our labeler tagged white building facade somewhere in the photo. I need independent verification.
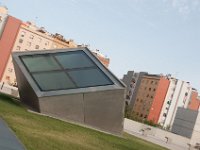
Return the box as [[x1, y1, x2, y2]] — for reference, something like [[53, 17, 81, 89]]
[[0, 6, 8, 37], [158, 78, 192, 129]]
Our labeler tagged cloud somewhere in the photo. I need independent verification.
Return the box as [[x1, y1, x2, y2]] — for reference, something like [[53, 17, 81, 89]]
[[170, 0, 200, 16]]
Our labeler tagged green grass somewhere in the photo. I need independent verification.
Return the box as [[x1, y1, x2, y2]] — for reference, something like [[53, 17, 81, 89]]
[[0, 94, 168, 150]]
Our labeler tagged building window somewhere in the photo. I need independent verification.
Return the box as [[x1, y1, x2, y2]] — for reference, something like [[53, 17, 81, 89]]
[[151, 96, 153, 98], [27, 42, 31, 47], [38, 38, 42, 43], [35, 45, 39, 49], [21, 31, 26, 37], [153, 88, 156, 91], [30, 35, 34, 39], [45, 41, 49, 46], [149, 88, 151, 91], [151, 81, 154, 84], [167, 101, 171, 105], [19, 39, 23, 43], [53, 44, 57, 48], [6, 76, 10, 80], [16, 46, 21, 50], [163, 113, 167, 117], [8, 68, 13, 73]]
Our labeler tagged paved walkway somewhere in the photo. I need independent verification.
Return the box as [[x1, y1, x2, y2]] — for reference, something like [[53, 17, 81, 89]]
[[0, 118, 26, 150], [124, 129, 188, 150]]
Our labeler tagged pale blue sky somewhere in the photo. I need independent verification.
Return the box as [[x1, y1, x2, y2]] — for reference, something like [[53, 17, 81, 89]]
[[1, 0, 200, 91]]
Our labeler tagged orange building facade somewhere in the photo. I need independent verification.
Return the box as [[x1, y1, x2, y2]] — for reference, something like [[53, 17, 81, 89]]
[[188, 90, 200, 111], [147, 77, 170, 124], [0, 16, 21, 80]]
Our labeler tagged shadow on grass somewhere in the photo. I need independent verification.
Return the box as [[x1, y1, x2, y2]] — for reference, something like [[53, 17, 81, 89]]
[[0, 93, 22, 107]]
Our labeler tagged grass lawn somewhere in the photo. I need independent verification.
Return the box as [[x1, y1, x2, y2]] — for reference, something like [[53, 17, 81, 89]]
[[0, 94, 168, 150]]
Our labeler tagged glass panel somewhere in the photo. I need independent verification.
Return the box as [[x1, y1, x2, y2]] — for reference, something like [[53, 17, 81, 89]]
[[55, 51, 94, 69], [68, 68, 113, 88], [21, 55, 61, 72], [32, 72, 76, 91]]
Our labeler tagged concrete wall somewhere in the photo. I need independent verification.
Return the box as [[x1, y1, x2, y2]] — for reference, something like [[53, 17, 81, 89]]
[[190, 112, 200, 146], [0, 82, 19, 98], [13, 58, 40, 111], [39, 94, 84, 123], [39, 89, 125, 135], [124, 118, 190, 149], [128, 72, 147, 111], [171, 108, 198, 138]]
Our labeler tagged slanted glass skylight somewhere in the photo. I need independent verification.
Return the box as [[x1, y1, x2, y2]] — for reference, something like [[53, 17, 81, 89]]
[[20, 50, 113, 91]]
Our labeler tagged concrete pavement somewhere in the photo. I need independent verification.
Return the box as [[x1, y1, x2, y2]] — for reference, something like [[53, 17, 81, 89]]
[[0, 118, 26, 150]]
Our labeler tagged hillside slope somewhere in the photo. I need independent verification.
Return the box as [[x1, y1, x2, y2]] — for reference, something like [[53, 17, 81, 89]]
[[0, 94, 167, 150]]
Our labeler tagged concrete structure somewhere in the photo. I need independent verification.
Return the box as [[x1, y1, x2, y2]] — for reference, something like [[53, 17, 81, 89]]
[[0, 82, 19, 98], [122, 71, 147, 109], [147, 76, 170, 124], [188, 89, 200, 111], [171, 107, 198, 138], [158, 78, 192, 129], [13, 47, 125, 135], [0, 118, 26, 150], [131, 74, 160, 120], [124, 118, 190, 150], [190, 111, 200, 147]]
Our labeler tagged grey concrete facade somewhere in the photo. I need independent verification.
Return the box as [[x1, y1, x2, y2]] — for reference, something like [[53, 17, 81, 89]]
[[122, 71, 147, 111], [13, 47, 125, 135], [171, 107, 198, 138]]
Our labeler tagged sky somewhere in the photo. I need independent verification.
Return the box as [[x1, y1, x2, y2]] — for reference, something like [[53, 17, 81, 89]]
[[1, 0, 200, 91]]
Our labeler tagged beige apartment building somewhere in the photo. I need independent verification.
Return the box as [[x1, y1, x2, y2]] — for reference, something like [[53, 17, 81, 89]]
[[2, 22, 77, 86], [0, 6, 110, 86]]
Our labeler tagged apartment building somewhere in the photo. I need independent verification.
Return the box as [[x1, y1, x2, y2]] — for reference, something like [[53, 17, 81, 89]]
[[92, 50, 110, 68], [131, 74, 160, 120], [0, 20, 77, 86], [122, 71, 147, 107], [0, 6, 8, 37], [158, 78, 192, 129], [0, 6, 110, 86]]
